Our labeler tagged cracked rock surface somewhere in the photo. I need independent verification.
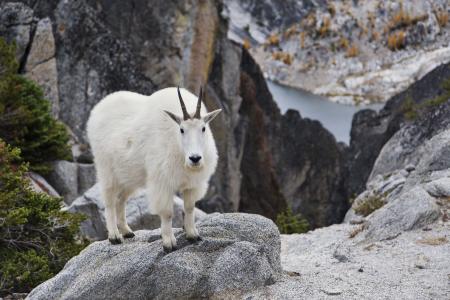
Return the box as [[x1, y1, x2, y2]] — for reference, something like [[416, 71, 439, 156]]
[[27, 213, 281, 300]]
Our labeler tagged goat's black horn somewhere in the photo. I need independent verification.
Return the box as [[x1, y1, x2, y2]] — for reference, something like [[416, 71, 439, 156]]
[[177, 86, 190, 120], [194, 86, 203, 119]]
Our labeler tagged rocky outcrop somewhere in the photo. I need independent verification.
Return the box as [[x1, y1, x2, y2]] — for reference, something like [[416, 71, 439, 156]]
[[24, 17, 59, 117], [46, 160, 96, 205], [346, 62, 450, 197], [27, 213, 282, 300], [247, 94, 450, 299], [68, 184, 207, 241], [226, 0, 450, 104], [27, 172, 60, 198], [345, 90, 450, 241], [0, 2, 35, 65]]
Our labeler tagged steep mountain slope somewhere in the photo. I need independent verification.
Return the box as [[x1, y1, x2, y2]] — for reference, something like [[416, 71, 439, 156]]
[[225, 0, 450, 104]]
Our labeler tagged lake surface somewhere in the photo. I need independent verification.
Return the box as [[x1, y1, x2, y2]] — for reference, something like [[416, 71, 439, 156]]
[[267, 81, 383, 144]]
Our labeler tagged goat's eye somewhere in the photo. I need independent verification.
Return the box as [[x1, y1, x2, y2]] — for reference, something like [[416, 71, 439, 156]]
[[180, 128, 184, 134], [202, 127, 205, 132]]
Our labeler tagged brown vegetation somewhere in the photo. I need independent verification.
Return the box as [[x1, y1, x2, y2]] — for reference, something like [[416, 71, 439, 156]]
[[346, 43, 359, 57], [354, 193, 385, 216], [272, 51, 293, 65], [349, 224, 366, 238], [387, 9, 428, 32], [284, 24, 298, 38], [328, 3, 336, 17], [302, 13, 317, 29], [387, 31, 406, 50], [435, 9, 449, 28], [338, 36, 349, 49], [318, 17, 331, 37], [371, 30, 380, 41], [417, 236, 448, 246], [300, 31, 307, 49], [243, 39, 251, 50], [266, 33, 280, 46]]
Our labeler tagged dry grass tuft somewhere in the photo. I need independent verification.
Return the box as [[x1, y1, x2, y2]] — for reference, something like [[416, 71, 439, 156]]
[[417, 236, 448, 246], [349, 224, 366, 238], [318, 17, 331, 37], [272, 51, 293, 65], [346, 43, 359, 57], [266, 33, 280, 46], [435, 10, 449, 28], [354, 193, 385, 216], [371, 30, 380, 41], [243, 39, 251, 50], [300, 31, 307, 49], [338, 36, 350, 49], [284, 24, 298, 38], [387, 9, 428, 32], [328, 3, 336, 17], [387, 31, 406, 50]]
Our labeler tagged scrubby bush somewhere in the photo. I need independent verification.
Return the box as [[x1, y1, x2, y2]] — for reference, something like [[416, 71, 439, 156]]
[[354, 193, 385, 217], [0, 140, 87, 296], [0, 38, 70, 174], [276, 207, 309, 234]]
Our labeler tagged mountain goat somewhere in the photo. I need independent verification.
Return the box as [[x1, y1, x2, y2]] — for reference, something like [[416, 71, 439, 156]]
[[87, 87, 221, 251]]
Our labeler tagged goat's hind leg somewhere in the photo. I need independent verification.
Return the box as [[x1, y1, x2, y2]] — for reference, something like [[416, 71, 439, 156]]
[[101, 184, 123, 244], [116, 189, 134, 238]]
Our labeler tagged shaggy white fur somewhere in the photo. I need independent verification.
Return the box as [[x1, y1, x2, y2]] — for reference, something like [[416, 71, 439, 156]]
[[87, 87, 221, 250]]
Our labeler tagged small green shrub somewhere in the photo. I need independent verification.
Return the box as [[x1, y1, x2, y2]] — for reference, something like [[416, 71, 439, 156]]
[[0, 140, 87, 296], [401, 96, 419, 120], [276, 207, 310, 234], [401, 81, 450, 121], [423, 78, 450, 108], [354, 193, 385, 217], [0, 38, 70, 174]]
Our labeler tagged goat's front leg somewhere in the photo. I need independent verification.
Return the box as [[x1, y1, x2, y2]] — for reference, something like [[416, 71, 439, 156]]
[[183, 184, 207, 241], [148, 184, 176, 251]]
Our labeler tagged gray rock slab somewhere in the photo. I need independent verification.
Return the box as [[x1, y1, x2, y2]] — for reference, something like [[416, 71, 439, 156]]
[[364, 187, 441, 241], [27, 213, 281, 300], [425, 177, 450, 198]]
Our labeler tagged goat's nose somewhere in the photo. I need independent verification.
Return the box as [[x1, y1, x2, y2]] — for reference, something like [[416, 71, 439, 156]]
[[189, 155, 202, 163]]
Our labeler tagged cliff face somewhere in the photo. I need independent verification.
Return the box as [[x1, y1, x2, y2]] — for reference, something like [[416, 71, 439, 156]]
[[225, 0, 450, 104], [346, 62, 450, 197], [1, 0, 349, 226], [238, 50, 348, 226]]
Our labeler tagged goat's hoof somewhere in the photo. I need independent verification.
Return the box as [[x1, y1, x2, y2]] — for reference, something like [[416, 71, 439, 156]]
[[109, 237, 123, 245], [163, 245, 177, 253], [123, 232, 135, 239], [187, 235, 202, 242]]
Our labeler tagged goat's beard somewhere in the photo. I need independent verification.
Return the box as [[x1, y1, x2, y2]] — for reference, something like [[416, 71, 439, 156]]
[[185, 162, 203, 171]]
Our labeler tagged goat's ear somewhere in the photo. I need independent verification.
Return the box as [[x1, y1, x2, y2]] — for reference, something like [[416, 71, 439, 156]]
[[203, 109, 222, 124], [163, 110, 182, 125]]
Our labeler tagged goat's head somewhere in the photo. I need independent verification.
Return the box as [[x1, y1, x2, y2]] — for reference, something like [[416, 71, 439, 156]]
[[164, 86, 221, 170]]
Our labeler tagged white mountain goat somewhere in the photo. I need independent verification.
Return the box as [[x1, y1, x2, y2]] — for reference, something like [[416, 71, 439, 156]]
[[87, 87, 221, 251]]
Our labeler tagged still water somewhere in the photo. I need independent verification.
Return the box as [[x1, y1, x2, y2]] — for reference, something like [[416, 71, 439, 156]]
[[267, 81, 383, 144]]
